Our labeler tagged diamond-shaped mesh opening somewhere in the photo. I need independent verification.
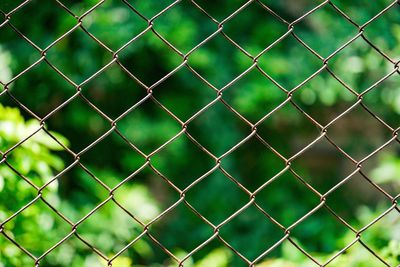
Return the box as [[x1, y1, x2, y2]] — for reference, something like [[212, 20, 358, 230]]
[[44, 27, 113, 84], [48, 165, 109, 222], [151, 0, 217, 54], [152, 67, 217, 121], [112, 166, 175, 224], [3, 61, 77, 118], [75, 200, 144, 256], [354, 208, 400, 266], [365, 5, 400, 59], [292, 3, 359, 58], [325, 171, 394, 226], [79, 63, 149, 119], [187, 33, 254, 88], [289, 207, 352, 262], [0, 23, 41, 78], [147, 203, 215, 261], [4, 130, 73, 187], [0, 117, 44, 154], [326, 104, 395, 160], [185, 170, 250, 225], [220, 136, 286, 191], [331, 0, 396, 25], [254, 170, 321, 227], [150, 134, 215, 189], [289, 137, 355, 193], [361, 141, 400, 198], [78, 131, 146, 188], [327, 37, 392, 92], [6, 0, 77, 49], [117, 31, 183, 87], [257, 33, 323, 90], [218, 205, 285, 262], [42, 95, 111, 153], [186, 101, 251, 156], [1, 199, 72, 256], [116, 98, 182, 155], [293, 70, 357, 120], [80, 0, 148, 51], [291, 69, 358, 125], [361, 67, 400, 129], [222, 68, 287, 122], [256, 102, 322, 159], [0, 170, 37, 219], [222, 1, 288, 56]]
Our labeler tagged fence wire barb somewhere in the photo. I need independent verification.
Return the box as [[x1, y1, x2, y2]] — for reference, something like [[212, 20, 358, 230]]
[[0, 0, 400, 266]]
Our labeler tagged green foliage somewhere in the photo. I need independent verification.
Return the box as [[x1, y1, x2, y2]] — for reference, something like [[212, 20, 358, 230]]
[[0, 104, 67, 266], [371, 153, 400, 187], [0, 0, 399, 266], [262, 206, 400, 267], [0, 105, 161, 266]]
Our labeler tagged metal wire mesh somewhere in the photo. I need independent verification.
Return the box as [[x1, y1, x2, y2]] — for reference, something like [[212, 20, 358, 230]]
[[0, 0, 399, 266]]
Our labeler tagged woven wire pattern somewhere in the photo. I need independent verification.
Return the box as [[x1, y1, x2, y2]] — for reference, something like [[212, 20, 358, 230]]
[[0, 0, 399, 266]]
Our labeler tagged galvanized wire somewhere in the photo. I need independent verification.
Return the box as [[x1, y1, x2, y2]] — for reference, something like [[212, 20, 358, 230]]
[[0, 0, 399, 266]]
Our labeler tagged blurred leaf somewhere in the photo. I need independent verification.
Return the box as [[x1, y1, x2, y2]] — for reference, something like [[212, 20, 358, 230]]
[[194, 248, 231, 267]]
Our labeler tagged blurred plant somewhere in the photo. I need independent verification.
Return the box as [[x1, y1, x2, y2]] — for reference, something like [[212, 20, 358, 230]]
[[0, 0, 399, 265], [259, 205, 400, 267], [0, 105, 161, 267], [0, 104, 68, 266], [371, 153, 400, 189]]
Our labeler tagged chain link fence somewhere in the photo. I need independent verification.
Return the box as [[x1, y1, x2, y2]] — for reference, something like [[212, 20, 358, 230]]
[[0, 0, 399, 266]]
